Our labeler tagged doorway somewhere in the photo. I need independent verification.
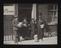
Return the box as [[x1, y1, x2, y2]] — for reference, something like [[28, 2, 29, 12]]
[[18, 4, 32, 40]]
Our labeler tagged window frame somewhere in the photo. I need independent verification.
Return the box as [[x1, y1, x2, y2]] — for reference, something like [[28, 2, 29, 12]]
[[48, 4, 58, 25]]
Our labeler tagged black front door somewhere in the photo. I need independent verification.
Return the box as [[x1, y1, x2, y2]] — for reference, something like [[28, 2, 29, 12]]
[[18, 4, 32, 40]]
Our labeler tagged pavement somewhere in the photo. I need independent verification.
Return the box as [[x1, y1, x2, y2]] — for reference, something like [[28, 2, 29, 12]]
[[3, 36, 57, 45]]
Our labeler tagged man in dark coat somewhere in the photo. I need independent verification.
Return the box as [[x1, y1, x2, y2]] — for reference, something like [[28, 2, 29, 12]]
[[30, 18, 35, 39], [37, 14, 45, 41]]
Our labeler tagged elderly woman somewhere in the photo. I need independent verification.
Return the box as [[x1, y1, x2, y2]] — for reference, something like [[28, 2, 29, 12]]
[[17, 18, 28, 41], [17, 21, 23, 42]]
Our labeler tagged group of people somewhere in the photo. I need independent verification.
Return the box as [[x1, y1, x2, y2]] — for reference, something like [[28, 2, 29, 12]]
[[13, 15, 49, 42]]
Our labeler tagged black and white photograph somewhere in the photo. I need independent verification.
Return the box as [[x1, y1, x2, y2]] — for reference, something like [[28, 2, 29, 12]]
[[3, 4, 58, 45]]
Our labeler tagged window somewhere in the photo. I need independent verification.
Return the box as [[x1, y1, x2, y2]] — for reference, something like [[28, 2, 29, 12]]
[[48, 4, 58, 25]]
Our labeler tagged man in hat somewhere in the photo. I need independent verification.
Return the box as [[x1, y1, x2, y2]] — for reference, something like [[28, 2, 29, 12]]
[[37, 13, 45, 42]]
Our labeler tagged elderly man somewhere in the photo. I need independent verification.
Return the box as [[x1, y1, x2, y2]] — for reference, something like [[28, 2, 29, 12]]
[[12, 17, 18, 42]]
